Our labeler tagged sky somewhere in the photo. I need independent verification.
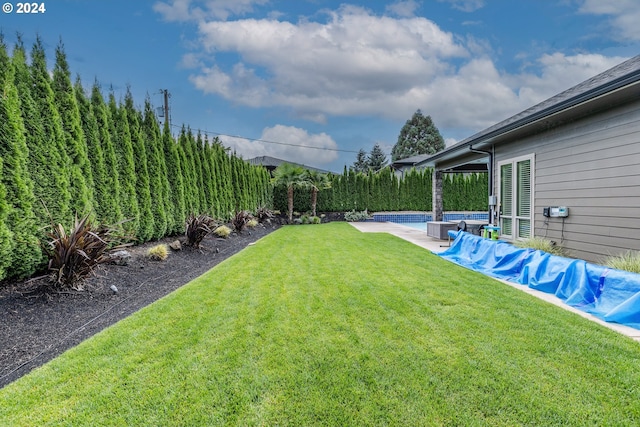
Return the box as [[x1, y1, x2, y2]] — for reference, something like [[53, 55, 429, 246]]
[[1, 0, 639, 173]]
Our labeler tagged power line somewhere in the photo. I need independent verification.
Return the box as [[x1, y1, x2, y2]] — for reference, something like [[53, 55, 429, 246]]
[[168, 123, 360, 154]]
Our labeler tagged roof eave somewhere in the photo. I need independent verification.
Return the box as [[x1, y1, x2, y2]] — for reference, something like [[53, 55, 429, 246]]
[[418, 65, 640, 168]]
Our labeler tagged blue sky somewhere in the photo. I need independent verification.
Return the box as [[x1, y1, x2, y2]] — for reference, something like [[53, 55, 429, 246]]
[[1, 0, 638, 172]]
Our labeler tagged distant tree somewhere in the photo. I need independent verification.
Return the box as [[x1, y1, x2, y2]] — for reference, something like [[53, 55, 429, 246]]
[[367, 143, 388, 173], [305, 170, 332, 217], [391, 109, 445, 161], [271, 163, 306, 222], [351, 149, 369, 173]]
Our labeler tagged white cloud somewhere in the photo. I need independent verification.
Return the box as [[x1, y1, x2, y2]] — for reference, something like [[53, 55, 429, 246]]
[[437, 0, 485, 13], [174, 3, 630, 139], [154, 0, 268, 22], [445, 137, 458, 147], [219, 125, 339, 166], [385, 0, 420, 18], [578, 0, 640, 41], [190, 6, 467, 118], [513, 53, 628, 106]]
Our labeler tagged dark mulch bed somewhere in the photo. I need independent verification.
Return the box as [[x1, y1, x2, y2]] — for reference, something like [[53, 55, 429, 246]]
[[0, 222, 281, 389]]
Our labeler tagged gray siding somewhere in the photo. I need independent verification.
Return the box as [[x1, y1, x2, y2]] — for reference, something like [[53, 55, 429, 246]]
[[494, 100, 640, 263]]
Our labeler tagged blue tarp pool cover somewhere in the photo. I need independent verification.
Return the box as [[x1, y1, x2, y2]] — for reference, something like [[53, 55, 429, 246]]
[[437, 231, 640, 330]]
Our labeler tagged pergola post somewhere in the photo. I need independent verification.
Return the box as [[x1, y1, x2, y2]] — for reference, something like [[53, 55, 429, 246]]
[[432, 169, 443, 221]]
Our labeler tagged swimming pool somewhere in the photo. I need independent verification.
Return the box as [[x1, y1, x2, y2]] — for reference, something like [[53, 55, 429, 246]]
[[398, 222, 428, 231]]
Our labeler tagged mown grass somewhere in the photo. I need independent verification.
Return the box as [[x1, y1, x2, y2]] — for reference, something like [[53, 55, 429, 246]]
[[2, 222, 640, 425]]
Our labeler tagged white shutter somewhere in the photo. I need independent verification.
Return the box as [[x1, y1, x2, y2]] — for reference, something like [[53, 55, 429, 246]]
[[517, 159, 531, 217], [500, 163, 513, 236]]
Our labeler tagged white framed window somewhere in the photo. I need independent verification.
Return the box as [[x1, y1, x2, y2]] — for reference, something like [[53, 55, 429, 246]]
[[498, 154, 534, 240]]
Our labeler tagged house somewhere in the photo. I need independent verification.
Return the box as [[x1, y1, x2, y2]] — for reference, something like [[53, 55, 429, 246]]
[[247, 156, 332, 175], [390, 154, 430, 177], [418, 55, 640, 263]]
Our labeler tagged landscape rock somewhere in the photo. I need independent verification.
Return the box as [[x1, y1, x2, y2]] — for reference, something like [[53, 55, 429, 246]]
[[109, 250, 132, 266], [169, 240, 182, 251]]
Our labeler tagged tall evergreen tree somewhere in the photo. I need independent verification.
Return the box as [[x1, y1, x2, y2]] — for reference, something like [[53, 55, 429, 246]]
[[124, 88, 154, 241], [367, 143, 388, 172], [205, 137, 223, 218], [0, 37, 41, 278], [52, 40, 94, 216], [177, 126, 197, 215], [29, 36, 72, 224], [391, 109, 445, 161], [75, 77, 108, 222], [189, 129, 207, 214], [351, 148, 369, 173], [12, 38, 44, 225], [162, 122, 186, 233], [0, 160, 13, 281], [91, 82, 122, 225], [197, 131, 215, 215], [142, 97, 170, 238], [108, 91, 140, 234], [211, 139, 233, 219]]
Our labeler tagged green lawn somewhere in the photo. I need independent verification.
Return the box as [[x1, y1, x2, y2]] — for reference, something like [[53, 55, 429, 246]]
[[2, 222, 640, 426]]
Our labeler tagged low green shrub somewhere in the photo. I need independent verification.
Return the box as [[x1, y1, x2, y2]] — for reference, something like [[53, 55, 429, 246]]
[[247, 219, 259, 228], [344, 209, 370, 222], [603, 251, 640, 274], [514, 236, 565, 256], [311, 216, 321, 224]]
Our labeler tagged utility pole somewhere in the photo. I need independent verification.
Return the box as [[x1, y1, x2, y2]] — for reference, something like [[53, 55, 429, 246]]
[[159, 89, 171, 128]]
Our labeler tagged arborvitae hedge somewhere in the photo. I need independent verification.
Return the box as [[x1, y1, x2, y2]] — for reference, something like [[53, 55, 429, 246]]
[[162, 122, 186, 234], [0, 35, 486, 283], [109, 92, 140, 234], [125, 89, 154, 242], [75, 77, 108, 222], [91, 82, 122, 226], [0, 36, 276, 283], [53, 41, 94, 217], [0, 159, 13, 280], [142, 97, 170, 239], [275, 168, 487, 214], [178, 127, 198, 216], [0, 37, 41, 279], [29, 37, 72, 226]]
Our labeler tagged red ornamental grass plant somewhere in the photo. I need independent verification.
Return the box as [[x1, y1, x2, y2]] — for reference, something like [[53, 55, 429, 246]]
[[232, 210, 253, 233], [46, 214, 111, 290], [185, 214, 217, 248]]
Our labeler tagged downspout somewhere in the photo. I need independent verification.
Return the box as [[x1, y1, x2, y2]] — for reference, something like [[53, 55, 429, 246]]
[[469, 145, 495, 224]]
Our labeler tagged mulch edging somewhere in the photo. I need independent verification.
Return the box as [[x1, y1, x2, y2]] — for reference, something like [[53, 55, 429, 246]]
[[0, 223, 280, 389]]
